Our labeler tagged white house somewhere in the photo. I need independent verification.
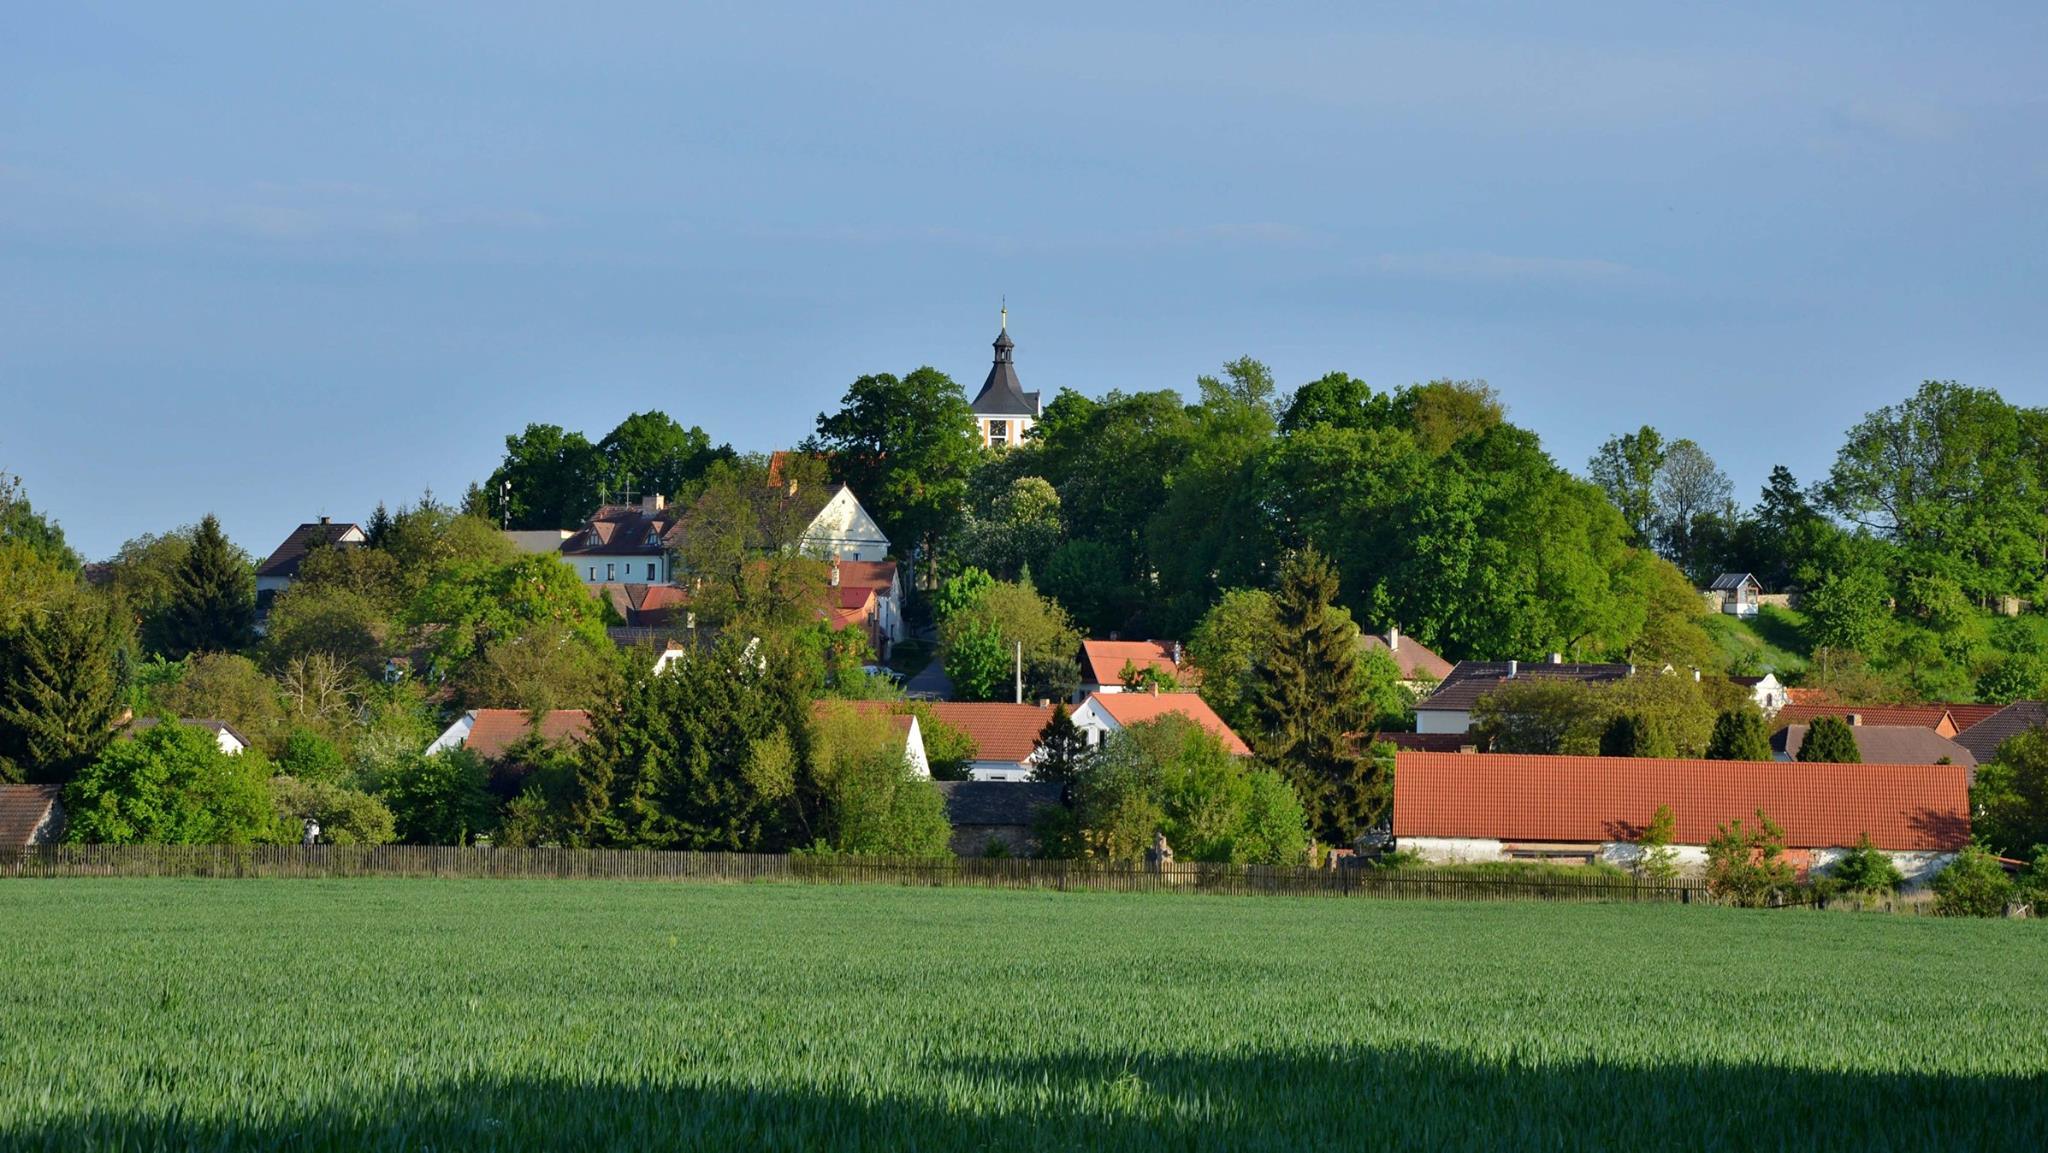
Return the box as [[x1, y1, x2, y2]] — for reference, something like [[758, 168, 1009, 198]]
[[1076, 639, 1189, 698], [122, 717, 252, 756], [1732, 673, 1787, 714], [969, 309, 1042, 449], [1706, 572, 1764, 618], [801, 486, 892, 563], [426, 709, 592, 760], [1071, 691, 1252, 755], [255, 517, 366, 609], [559, 495, 682, 585], [1392, 751, 1970, 888]]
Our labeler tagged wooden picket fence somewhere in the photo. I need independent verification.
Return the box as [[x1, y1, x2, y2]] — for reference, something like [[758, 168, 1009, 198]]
[[0, 843, 1709, 903]]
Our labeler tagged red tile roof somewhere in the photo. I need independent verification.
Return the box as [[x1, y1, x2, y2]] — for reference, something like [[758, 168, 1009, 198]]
[[0, 784, 63, 850], [834, 560, 899, 593], [1772, 704, 1956, 735], [1783, 687, 1835, 706], [1392, 752, 1970, 851], [922, 702, 1055, 765], [1080, 640, 1191, 687], [463, 709, 591, 761], [1085, 692, 1252, 756], [1943, 704, 2006, 732], [1358, 630, 1454, 681]]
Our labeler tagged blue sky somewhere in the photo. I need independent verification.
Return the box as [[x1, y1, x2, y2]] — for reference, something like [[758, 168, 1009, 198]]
[[4, 2, 2044, 560]]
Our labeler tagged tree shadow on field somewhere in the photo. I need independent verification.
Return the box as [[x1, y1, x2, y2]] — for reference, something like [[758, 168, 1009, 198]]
[[8, 1043, 2044, 1152]]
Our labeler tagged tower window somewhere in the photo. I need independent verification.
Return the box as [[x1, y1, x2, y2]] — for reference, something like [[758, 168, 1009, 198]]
[[989, 419, 1008, 446]]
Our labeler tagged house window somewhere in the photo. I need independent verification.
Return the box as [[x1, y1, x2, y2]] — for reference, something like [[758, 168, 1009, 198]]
[[606, 563, 616, 581], [588, 567, 596, 580], [647, 563, 656, 580], [989, 419, 1008, 446]]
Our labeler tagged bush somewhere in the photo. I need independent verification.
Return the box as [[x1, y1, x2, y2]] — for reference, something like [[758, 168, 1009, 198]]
[[65, 720, 282, 845], [1705, 708, 1773, 761], [270, 776, 396, 845], [1930, 846, 2017, 917], [1820, 834, 1904, 896], [1704, 810, 1797, 906], [1798, 716, 1861, 763], [1636, 803, 1679, 882]]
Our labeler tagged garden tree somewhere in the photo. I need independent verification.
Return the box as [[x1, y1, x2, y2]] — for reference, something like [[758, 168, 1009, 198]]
[[1733, 466, 1832, 592], [1119, 659, 1183, 693], [101, 528, 193, 647], [155, 652, 287, 755], [1636, 804, 1678, 881], [953, 475, 1063, 581], [1062, 715, 1308, 866], [1187, 588, 1278, 736], [269, 776, 396, 845], [1029, 704, 1089, 784], [1277, 372, 1392, 435], [1703, 810, 1796, 906], [487, 423, 604, 530], [1600, 671, 1721, 758], [1398, 379, 1505, 456], [569, 635, 807, 850], [1823, 834, 1904, 896], [0, 472, 74, 568], [1599, 713, 1659, 758], [0, 587, 126, 783], [1802, 565, 1891, 660], [1252, 548, 1379, 844], [155, 514, 255, 659], [1705, 708, 1774, 761], [804, 704, 952, 857], [379, 748, 497, 845], [930, 566, 995, 624], [1625, 553, 1719, 671], [1824, 381, 2045, 604], [407, 553, 613, 685], [64, 721, 280, 845], [1978, 650, 2048, 704], [938, 576, 1081, 703], [1931, 845, 2017, 917], [374, 497, 517, 599], [453, 621, 623, 713], [673, 456, 831, 630], [804, 366, 980, 582], [1652, 438, 1735, 580], [347, 682, 443, 790], [1588, 425, 1667, 547], [595, 410, 731, 503], [1472, 679, 1610, 755], [1798, 715, 1862, 764], [275, 727, 348, 783], [1145, 360, 1285, 630], [1970, 727, 2048, 858], [1040, 538, 1138, 637], [276, 652, 359, 741], [0, 536, 77, 637], [264, 577, 390, 673]]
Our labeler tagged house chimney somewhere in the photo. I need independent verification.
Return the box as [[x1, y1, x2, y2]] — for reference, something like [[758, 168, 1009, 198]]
[[1151, 682, 1160, 696], [1846, 712, 1862, 726], [318, 515, 330, 525], [1693, 668, 1702, 683], [1506, 659, 1518, 678], [1548, 652, 1563, 664], [829, 559, 841, 588], [1387, 626, 1400, 651], [641, 493, 665, 514], [1170, 641, 1183, 667]]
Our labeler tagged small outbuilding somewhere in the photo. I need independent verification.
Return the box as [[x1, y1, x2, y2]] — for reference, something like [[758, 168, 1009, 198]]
[[934, 781, 1064, 857], [0, 784, 65, 852], [1706, 573, 1763, 618]]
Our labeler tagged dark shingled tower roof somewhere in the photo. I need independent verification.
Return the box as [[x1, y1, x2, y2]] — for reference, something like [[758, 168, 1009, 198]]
[[969, 313, 1041, 417]]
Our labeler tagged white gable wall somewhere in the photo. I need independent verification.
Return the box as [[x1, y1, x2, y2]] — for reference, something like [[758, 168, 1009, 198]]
[[804, 489, 891, 562]]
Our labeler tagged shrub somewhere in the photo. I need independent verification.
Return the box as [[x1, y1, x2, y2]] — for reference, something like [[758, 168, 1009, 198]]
[[1822, 834, 1904, 896], [1930, 846, 2016, 917], [1798, 716, 1861, 763], [1637, 804, 1679, 882], [1704, 809, 1796, 907], [1705, 708, 1773, 761]]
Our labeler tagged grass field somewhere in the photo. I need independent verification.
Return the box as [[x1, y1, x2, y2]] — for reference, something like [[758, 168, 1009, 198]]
[[2, 880, 2045, 1150]]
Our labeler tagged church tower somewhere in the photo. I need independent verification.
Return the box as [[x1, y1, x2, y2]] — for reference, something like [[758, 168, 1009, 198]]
[[968, 306, 1041, 448]]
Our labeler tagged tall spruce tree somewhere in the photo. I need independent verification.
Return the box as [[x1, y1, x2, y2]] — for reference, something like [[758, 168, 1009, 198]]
[[1798, 715, 1862, 763], [1253, 547, 1375, 845], [156, 514, 254, 658], [1030, 704, 1090, 784], [1706, 708, 1773, 761], [1599, 713, 1653, 757], [0, 590, 126, 783]]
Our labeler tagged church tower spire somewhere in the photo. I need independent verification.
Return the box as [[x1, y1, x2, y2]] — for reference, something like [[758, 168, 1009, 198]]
[[968, 302, 1039, 448]]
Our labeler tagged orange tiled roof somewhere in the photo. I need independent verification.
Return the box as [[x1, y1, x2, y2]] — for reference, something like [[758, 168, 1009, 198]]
[[1943, 704, 2006, 732], [1085, 691, 1251, 756], [463, 709, 591, 760], [834, 560, 898, 592], [1080, 640, 1191, 687], [1772, 704, 1955, 734], [1391, 752, 1969, 851], [835, 700, 1054, 765]]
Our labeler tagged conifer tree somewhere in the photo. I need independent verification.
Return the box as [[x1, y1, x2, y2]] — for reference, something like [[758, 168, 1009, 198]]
[[0, 590, 127, 783], [1253, 546, 1374, 844], [1030, 703, 1090, 784], [1599, 713, 1653, 757], [156, 514, 254, 658], [1798, 715, 1862, 763], [1705, 708, 1773, 761]]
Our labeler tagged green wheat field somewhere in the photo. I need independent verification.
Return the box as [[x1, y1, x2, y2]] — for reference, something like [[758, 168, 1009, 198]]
[[2, 879, 2044, 1151]]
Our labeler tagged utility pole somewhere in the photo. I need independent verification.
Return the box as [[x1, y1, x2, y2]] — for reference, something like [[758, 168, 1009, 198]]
[[1015, 641, 1023, 705]]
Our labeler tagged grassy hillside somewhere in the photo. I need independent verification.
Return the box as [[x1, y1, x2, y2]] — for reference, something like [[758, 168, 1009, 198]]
[[2, 879, 2043, 1149], [1703, 605, 1812, 679]]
